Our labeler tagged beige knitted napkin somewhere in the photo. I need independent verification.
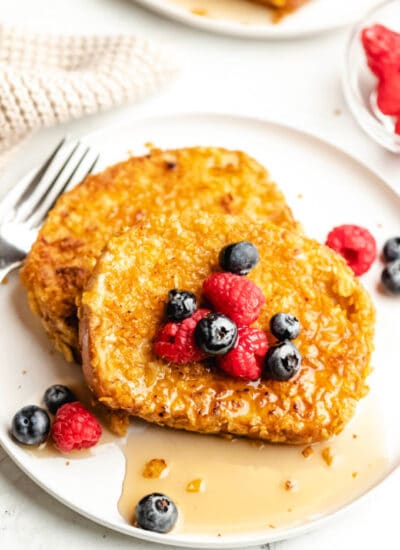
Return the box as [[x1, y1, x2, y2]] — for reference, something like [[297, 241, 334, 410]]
[[0, 24, 176, 161]]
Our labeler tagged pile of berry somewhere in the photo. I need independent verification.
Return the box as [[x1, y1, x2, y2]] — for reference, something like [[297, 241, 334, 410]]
[[11, 384, 102, 452], [155, 241, 302, 381], [362, 24, 400, 135]]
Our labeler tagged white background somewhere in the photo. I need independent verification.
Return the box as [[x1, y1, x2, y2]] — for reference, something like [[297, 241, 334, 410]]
[[1, 0, 400, 549]]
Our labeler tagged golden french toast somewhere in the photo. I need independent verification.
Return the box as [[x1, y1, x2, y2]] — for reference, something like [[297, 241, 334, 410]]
[[80, 213, 375, 444], [20, 147, 297, 363]]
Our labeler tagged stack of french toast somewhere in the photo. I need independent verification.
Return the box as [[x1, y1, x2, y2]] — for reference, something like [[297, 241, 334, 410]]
[[21, 146, 375, 445]]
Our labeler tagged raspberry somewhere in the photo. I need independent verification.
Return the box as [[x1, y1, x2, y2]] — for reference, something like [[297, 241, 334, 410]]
[[361, 25, 400, 134], [326, 224, 377, 276], [218, 327, 268, 380], [154, 309, 210, 364], [52, 402, 102, 452], [361, 25, 400, 78], [203, 272, 265, 326]]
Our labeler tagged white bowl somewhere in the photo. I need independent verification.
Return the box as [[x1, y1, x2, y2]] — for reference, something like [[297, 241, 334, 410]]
[[343, 0, 400, 153]]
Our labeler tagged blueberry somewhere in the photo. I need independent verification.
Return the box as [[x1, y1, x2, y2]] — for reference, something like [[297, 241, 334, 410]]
[[165, 289, 197, 322], [270, 313, 300, 341], [381, 260, 400, 295], [264, 341, 302, 381], [11, 405, 50, 446], [219, 241, 259, 276], [44, 384, 76, 414], [194, 313, 238, 355], [383, 237, 400, 262], [135, 493, 178, 533]]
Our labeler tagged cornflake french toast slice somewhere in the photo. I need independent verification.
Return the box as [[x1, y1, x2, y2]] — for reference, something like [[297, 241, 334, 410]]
[[80, 213, 375, 444], [20, 147, 297, 362]]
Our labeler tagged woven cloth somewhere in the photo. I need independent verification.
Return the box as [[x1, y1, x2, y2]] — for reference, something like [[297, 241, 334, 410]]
[[0, 24, 176, 156]]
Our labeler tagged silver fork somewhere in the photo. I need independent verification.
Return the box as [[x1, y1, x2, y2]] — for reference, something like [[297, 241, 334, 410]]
[[0, 138, 99, 283]]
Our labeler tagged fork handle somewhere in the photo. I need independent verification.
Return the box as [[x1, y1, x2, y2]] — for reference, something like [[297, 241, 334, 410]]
[[0, 261, 22, 284]]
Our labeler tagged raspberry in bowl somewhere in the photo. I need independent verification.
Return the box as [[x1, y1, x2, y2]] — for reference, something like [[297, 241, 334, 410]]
[[343, 0, 400, 152]]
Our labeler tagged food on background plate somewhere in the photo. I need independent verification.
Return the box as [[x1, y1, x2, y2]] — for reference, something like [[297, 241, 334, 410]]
[[362, 24, 400, 135], [20, 147, 297, 363], [80, 212, 374, 444], [255, 0, 309, 22]]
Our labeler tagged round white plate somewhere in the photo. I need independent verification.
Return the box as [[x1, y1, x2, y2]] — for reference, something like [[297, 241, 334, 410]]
[[1, 113, 399, 548], [133, 0, 381, 39]]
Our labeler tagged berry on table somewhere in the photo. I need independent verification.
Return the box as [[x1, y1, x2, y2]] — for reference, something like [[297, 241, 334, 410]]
[[381, 260, 400, 295], [383, 237, 400, 262], [165, 289, 197, 322], [270, 313, 300, 341], [135, 493, 178, 533], [219, 241, 259, 276], [264, 341, 302, 381], [154, 309, 210, 363], [203, 272, 265, 326], [11, 405, 50, 446], [218, 327, 268, 380], [52, 402, 102, 452], [325, 224, 377, 276], [44, 384, 76, 414], [194, 313, 238, 356]]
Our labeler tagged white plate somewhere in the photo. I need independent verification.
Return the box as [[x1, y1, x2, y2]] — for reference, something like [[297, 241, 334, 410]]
[[1, 113, 399, 548], [133, 0, 381, 39]]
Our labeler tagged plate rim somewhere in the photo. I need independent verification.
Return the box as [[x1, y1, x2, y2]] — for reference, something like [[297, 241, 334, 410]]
[[132, 0, 380, 39], [1, 110, 399, 548]]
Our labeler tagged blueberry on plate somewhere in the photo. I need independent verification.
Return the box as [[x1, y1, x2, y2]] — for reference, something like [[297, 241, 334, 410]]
[[219, 241, 259, 276], [270, 313, 300, 341], [44, 384, 76, 414], [194, 313, 238, 355], [383, 237, 400, 262], [264, 341, 302, 381], [381, 260, 400, 295], [165, 289, 197, 322], [11, 405, 50, 446], [135, 493, 178, 533]]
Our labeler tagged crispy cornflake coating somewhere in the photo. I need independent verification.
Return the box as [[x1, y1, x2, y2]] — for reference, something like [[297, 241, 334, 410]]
[[80, 214, 375, 444], [20, 147, 296, 362]]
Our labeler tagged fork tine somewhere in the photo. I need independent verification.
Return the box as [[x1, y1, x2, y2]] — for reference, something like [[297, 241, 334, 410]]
[[0, 138, 67, 220], [63, 152, 99, 194], [13, 141, 81, 224], [27, 147, 91, 227], [13, 138, 67, 211], [85, 154, 100, 179]]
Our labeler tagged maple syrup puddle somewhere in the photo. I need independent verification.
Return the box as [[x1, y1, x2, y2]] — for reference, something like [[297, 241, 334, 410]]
[[118, 399, 387, 535], [24, 380, 388, 535]]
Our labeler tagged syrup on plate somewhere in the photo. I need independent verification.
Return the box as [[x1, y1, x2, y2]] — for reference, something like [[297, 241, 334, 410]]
[[25, 381, 388, 535], [118, 399, 387, 535]]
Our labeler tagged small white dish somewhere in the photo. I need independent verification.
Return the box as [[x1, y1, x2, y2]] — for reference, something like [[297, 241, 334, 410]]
[[133, 0, 382, 39], [343, 0, 400, 152], [1, 112, 400, 548]]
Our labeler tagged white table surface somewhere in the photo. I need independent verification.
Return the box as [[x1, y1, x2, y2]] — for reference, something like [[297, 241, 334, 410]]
[[1, 1, 399, 549]]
